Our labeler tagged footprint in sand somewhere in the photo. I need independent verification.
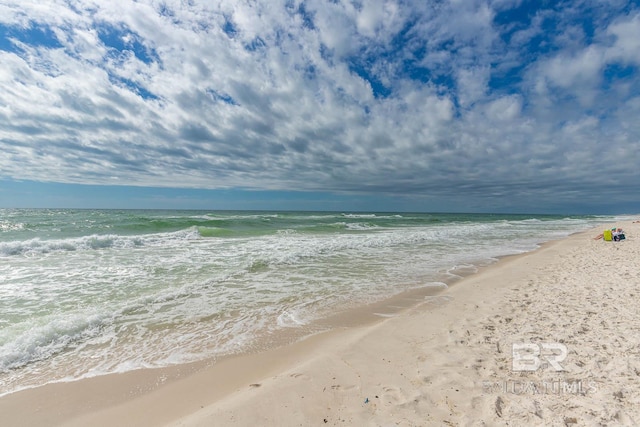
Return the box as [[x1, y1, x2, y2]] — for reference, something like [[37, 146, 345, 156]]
[[380, 385, 418, 406], [329, 384, 356, 391]]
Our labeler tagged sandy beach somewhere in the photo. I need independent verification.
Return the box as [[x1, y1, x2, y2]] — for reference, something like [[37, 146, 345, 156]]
[[2, 220, 639, 426]]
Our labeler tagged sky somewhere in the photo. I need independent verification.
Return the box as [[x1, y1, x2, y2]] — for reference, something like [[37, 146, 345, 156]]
[[0, 0, 639, 214]]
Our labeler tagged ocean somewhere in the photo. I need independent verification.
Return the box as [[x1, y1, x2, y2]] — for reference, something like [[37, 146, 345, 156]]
[[0, 209, 616, 396]]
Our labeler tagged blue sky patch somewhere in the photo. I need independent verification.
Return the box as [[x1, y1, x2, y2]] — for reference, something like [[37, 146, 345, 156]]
[[348, 61, 391, 99], [222, 16, 238, 38], [244, 36, 266, 52], [0, 23, 63, 53], [109, 74, 159, 100], [297, 3, 315, 30], [206, 89, 238, 106], [494, 1, 540, 31], [97, 23, 158, 65]]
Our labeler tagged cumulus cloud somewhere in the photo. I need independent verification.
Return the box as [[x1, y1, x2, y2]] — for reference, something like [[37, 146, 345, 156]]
[[0, 0, 638, 211]]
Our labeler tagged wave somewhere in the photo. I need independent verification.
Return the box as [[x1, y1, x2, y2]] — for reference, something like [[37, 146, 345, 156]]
[[1, 211, 612, 259], [0, 228, 201, 257], [0, 236, 137, 257], [0, 221, 25, 232], [344, 222, 380, 230], [197, 226, 236, 238], [0, 312, 111, 373]]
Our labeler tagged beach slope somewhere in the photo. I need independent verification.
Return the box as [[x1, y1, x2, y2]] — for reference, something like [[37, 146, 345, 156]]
[[169, 222, 640, 427], [2, 222, 639, 426]]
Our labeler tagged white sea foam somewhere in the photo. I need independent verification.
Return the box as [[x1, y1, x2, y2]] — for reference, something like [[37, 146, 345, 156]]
[[277, 310, 305, 327], [425, 282, 448, 288], [0, 228, 202, 257], [0, 221, 25, 232], [344, 222, 379, 230], [0, 312, 110, 372]]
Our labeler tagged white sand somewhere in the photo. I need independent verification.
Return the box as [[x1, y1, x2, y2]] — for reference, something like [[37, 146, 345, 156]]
[[2, 221, 639, 426]]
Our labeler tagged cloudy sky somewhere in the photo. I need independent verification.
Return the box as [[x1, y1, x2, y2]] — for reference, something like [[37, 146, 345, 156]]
[[0, 0, 639, 213]]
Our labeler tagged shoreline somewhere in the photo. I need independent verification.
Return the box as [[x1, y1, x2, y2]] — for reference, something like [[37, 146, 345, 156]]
[[0, 234, 546, 400], [1, 220, 638, 426]]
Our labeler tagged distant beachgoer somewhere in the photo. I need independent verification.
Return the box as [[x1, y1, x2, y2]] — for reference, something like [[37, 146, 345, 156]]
[[612, 228, 625, 241]]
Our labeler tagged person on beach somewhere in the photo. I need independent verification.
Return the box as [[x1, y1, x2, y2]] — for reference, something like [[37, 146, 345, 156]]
[[594, 228, 626, 241], [612, 228, 625, 241]]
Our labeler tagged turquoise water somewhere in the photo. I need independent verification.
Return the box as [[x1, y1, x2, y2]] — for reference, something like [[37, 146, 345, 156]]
[[0, 209, 616, 395]]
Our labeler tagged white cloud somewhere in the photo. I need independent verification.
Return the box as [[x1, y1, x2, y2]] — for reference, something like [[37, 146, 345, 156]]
[[535, 45, 604, 106], [485, 95, 522, 121], [456, 66, 490, 108], [605, 12, 640, 65], [0, 0, 638, 210], [355, 0, 403, 39]]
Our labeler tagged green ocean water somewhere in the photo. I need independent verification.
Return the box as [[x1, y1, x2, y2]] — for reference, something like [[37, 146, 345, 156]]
[[0, 209, 618, 395]]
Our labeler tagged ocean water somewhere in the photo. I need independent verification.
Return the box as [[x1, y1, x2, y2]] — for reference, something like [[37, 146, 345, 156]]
[[0, 209, 616, 396]]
